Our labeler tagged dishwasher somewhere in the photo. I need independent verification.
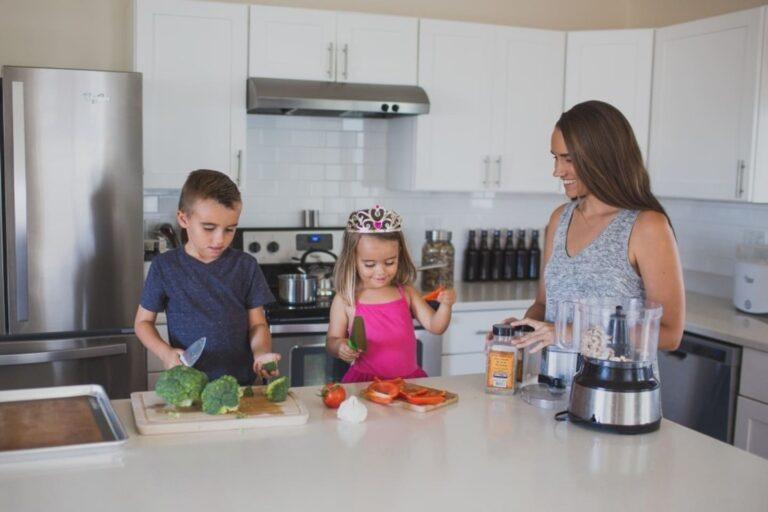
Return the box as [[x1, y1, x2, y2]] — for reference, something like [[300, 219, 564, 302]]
[[657, 332, 741, 443]]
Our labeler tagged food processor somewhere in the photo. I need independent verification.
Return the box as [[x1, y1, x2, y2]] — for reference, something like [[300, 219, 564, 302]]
[[521, 301, 581, 409], [561, 298, 663, 434]]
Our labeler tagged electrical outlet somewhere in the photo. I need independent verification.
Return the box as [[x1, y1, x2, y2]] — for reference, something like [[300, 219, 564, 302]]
[[742, 229, 766, 246]]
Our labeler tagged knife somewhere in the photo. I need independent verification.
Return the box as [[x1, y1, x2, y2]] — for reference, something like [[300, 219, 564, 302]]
[[180, 337, 206, 367]]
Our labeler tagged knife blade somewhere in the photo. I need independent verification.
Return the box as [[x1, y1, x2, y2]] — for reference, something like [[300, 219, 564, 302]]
[[180, 337, 206, 367]]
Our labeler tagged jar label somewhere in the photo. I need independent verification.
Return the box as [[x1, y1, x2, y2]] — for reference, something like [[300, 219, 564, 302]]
[[486, 349, 515, 390]]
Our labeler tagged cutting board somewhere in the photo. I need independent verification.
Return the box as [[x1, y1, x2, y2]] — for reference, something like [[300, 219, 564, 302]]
[[361, 383, 459, 413], [130, 387, 309, 435]]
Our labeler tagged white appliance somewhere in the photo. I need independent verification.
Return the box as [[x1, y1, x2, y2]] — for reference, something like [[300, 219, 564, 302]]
[[733, 245, 768, 314]]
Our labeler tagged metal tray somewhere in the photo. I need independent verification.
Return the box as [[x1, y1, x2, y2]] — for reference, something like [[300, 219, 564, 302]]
[[0, 384, 128, 462]]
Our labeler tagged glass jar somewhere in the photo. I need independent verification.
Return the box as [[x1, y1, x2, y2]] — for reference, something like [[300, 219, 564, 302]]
[[421, 230, 455, 292], [485, 324, 517, 395]]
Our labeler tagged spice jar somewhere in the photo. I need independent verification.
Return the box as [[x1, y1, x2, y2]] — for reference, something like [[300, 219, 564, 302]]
[[485, 324, 517, 395], [421, 230, 455, 292]]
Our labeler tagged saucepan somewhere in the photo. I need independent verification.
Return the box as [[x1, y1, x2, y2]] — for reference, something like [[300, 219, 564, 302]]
[[278, 274, 318, 304]]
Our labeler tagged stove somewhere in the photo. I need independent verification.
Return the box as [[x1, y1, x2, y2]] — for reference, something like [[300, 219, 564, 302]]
[[233, 227, 345, 327]]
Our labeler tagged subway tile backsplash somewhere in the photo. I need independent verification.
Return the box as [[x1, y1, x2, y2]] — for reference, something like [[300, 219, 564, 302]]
[[145, 115, 768, 299]]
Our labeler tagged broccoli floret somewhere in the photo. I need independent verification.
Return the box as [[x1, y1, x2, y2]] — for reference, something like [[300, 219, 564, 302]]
[[242, 386, 254, 397], [265, 376, 289, 403], [155, 365, 208, 408], [262, 361, 278, 373], [201, 375, 243, 415]]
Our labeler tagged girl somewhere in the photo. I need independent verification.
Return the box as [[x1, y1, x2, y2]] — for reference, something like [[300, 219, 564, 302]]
[[326, 206, 456, 383], [503, 101, 685, 352]]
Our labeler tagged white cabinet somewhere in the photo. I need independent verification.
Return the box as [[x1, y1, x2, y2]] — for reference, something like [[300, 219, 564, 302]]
[[735, 396, 768, 460], [649, 8, 764, 201], [249, 6, 417, 85], [441, 307, 529, 376], [564, 29, 653, 160], [135, 0, 247, 190], [388, 20, 565, 193]]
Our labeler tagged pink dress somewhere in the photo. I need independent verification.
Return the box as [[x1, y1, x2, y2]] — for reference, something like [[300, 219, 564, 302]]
[[341, 286, 429, 383]]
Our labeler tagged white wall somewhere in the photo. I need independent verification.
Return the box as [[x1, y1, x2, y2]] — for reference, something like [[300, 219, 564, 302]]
[[144, 114, 768, 298]]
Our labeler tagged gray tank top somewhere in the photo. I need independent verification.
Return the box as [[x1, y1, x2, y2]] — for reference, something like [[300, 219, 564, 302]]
[[544, 201, 645, 322]]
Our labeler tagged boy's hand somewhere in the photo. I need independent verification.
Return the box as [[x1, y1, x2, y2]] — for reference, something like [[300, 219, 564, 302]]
[[338, 341, 361, 364], [437, 288, 456, 307], [162, 347, 185, 370], [253, 353, 281, 380]]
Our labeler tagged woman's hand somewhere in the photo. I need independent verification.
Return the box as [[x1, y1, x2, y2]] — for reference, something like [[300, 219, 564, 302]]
[[338, 341, 361, 364], [437, 288, 456, 307], [162, 347, 185, 370], [509, 319, 555, 353], [253, 353, 281, 379]]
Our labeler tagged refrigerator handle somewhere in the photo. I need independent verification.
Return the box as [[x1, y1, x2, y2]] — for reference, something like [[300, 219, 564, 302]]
[[10, 81, 29, 323], [0, 343, 127, 366]]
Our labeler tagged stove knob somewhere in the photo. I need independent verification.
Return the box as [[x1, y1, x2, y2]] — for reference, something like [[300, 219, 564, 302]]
[[267, 241, 280, 253], [248, 242, 261, 254]]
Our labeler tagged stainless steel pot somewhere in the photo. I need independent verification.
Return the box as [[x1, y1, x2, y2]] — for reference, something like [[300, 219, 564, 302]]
[[278, 274, 318, 304]]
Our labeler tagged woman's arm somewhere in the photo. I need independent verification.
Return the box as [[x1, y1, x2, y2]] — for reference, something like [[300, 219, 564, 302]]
[[248, 307, 280, 378], [134, 306, 184, 370], [630, 211, 686, 351], [409, 285, 456, 334], [326, 295, 359, 363]]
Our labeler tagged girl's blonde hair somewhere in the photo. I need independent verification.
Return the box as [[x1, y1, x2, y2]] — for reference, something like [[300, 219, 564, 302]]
[[334, 231, 417, 306]]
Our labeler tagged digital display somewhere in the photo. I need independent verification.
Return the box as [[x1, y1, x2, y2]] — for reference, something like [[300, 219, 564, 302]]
[[296, 233, 333, 251]]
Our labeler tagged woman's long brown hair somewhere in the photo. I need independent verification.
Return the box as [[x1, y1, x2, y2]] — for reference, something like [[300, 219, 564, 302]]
[[556, 101, 671, 225]]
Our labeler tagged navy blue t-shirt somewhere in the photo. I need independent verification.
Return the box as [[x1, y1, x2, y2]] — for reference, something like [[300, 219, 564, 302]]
[[140, 247, 274, 385]]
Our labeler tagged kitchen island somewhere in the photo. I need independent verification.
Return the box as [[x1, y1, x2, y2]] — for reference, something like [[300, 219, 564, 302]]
[[2, 374, 767, 511]]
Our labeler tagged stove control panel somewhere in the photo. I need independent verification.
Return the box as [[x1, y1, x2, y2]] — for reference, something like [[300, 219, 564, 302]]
[[239, 228, 344, 265]]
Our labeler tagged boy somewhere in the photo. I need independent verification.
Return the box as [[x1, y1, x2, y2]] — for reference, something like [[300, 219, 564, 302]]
[[135, 169, 279, 385]]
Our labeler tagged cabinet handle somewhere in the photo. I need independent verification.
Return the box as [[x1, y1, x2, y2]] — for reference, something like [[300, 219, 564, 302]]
[[495, 156, 502, 187], [735, 159, 746, 198], [483, 156, 491, 187], [342, 44, 349, 80], [236, 149, 243, 188], [327, 42, 335, 79]]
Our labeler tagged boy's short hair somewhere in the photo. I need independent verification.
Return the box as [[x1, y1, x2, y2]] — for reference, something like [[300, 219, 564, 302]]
[[178, 169, 241, 214]]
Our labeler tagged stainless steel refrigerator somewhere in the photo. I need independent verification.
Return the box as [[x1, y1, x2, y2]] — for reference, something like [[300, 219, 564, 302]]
[[0, 66, 146, 398]]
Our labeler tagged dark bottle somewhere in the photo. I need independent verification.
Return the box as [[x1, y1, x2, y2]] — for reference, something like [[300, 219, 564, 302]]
[[515, 229, 530, 280], [529, 230, 541, 280], [490, 230, 504, 281], [478, 230, 491, 281], [502, 230, 517, 281], [463, 230, 480, 282]]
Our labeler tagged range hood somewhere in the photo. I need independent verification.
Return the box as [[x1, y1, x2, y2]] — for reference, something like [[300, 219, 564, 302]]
[[247, 77, 429, 118]]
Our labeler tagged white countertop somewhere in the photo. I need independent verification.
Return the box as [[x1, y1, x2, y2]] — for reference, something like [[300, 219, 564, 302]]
[[2, 374, 766, 511]]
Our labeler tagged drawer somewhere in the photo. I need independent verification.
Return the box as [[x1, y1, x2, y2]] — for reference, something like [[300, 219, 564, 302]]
[[740, 348, 768, 404], [146, 324, 170, 373], [735, 396, 768, 461], [443, 308, 527, 354], [441, 353, 485, 376]]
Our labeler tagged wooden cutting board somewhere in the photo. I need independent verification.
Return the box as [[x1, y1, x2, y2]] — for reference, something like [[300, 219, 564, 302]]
[[361, 383, 459, 413], [131, 386, 309, 435]]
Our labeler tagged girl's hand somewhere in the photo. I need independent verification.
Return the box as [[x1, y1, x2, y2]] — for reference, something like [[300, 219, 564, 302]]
[[162, 347, 185, 370], [338, 341, 361, 364], [485, 316, 519, 341], [509, 318, 554, 353], [437, 288, 456, 307], [253, 353, 281, 379]]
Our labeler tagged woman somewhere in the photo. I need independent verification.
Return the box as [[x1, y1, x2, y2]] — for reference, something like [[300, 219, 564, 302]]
[[509, 100, 684, 352]]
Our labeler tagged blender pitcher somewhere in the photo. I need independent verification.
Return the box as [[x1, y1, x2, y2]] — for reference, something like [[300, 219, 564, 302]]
[[521, 301, 581, 409]]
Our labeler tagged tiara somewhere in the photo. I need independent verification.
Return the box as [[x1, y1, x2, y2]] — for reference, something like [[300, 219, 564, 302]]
[[346, 205, 403, 233]]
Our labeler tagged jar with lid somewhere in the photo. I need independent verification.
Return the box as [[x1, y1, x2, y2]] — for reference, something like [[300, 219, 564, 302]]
[[485, 324, 518, 395], [421, 230, 455, 292]]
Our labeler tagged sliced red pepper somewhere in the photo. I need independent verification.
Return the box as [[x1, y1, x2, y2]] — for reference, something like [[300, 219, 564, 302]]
[[368, 381, 401, 398], [364, 390, 394, 404], [422, 286, 445, 302], [404, 392, 446, 406]]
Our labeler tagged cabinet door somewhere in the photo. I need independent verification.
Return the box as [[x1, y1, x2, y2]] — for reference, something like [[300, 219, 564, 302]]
[[415, 19, 494, 191], [649, 9, 763, 201], [335, 13, 417, 86], [135, 0, 247, 189], [564, 29, 653, 161], [249, 5, 336, 81], [735, 396, 768, 460], [493, 27, 565, 194], [441, 353, 486, 376]]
